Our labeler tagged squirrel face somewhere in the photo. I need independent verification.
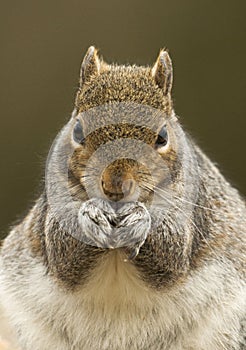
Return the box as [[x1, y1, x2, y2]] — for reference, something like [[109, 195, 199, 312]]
[[45, 47, 198, 261]]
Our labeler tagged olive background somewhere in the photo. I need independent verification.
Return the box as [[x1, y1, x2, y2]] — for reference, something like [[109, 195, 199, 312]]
[[0, 0, 245, 239]]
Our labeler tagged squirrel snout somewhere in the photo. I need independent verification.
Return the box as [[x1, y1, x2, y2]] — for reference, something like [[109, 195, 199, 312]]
[[101, 167, 137, 202]]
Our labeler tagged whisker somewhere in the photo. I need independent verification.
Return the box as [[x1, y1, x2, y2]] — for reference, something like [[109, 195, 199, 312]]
[[140, 183, 219, 258], [154, 185, 218, 213]]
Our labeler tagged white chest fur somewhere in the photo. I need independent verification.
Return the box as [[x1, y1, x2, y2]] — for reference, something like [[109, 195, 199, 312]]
[[0, 251, 245, 350]]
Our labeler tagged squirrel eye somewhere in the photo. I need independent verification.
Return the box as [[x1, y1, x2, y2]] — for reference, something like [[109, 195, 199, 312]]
[[155, 125, 168, 148], [73, 119, 85, 144]]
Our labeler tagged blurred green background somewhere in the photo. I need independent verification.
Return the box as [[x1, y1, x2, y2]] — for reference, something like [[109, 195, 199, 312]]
[[0, 0, 245, 239]]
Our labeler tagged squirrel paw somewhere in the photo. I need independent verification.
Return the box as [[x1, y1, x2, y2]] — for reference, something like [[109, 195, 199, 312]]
[[78, 198, 151, 250]]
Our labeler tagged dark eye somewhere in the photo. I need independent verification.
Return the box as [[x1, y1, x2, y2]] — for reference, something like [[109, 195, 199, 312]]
[[155, 125, 168, 148], [73, 119, 85, 144]]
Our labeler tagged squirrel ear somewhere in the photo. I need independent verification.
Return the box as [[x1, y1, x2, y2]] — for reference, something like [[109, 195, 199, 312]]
[[152, 50, 173, 95], [79, 46, 101, 87]]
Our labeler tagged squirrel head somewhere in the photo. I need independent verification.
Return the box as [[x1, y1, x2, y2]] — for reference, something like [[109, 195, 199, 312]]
[[70, 46, 177, 201]]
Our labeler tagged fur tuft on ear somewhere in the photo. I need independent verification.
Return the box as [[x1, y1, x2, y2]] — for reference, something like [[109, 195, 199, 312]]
[[152, 50, 173, 95], [79, 46, 101, 87]]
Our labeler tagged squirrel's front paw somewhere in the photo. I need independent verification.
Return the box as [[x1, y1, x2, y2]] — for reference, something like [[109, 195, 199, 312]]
[[78, 198, 117, 248], [78, 198, 151, 253], [111, 202, 151, 252]]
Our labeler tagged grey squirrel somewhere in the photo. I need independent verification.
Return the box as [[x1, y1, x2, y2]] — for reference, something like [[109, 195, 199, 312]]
[[0, 46, 245, 350]]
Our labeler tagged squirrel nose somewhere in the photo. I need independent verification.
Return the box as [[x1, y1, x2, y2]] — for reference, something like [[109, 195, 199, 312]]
[[101, 172, 136, 202]]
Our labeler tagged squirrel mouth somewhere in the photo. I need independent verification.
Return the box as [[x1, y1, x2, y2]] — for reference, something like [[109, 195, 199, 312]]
[[102, 189, 125, 202]]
